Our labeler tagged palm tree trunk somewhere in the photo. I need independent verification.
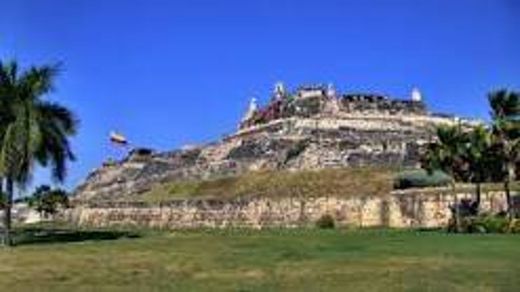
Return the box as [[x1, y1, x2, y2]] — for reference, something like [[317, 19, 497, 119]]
[[2, 178, 13, 246], [475, 182, 481, 214], [451, 180, 461, 232], [504, 181, 513, 220], [0, 178, 3, 242], [505, 163, 515, 219]]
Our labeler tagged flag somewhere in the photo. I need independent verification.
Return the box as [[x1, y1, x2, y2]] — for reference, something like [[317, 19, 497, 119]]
[[109, 131, 128, 145]]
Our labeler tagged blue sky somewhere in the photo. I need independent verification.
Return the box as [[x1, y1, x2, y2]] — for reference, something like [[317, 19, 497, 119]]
[[1, 0, 519, 192]]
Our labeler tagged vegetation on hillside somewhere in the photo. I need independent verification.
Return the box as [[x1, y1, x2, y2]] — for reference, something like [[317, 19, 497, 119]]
[[131, 167, 520, 204], [140, 168, 394, 202], [393, 169, 452, 189]]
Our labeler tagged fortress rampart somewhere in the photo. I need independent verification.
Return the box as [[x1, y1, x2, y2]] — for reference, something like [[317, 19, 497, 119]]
[[66, 189, 511, 229]]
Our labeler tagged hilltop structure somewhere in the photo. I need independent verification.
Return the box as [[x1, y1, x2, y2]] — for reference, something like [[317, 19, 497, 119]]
[[75, 83, 478, 201]]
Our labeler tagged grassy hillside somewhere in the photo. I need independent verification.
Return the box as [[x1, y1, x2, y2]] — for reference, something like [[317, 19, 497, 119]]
[[3, 226, 520, 291], [137, 168, 394, 202]]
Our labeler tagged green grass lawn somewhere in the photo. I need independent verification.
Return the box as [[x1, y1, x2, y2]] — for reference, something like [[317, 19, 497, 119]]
[[1, 227, 519, 291]]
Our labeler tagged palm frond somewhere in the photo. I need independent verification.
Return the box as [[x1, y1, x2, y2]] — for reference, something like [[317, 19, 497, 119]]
[[36, 101, 79, 135], [18, 63, 61, 100], [0, 60, 76, 186], [488, 89, 520, 120]]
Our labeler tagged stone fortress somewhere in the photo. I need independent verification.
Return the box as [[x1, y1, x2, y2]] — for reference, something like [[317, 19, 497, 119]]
[[74, 83, 479, 202]]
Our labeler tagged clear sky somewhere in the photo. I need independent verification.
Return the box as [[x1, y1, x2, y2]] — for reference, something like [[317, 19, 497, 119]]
[[1, 0, 519, 192]]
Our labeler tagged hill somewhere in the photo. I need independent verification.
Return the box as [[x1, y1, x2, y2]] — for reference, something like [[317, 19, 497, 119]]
[[74, 83, 478, 202]]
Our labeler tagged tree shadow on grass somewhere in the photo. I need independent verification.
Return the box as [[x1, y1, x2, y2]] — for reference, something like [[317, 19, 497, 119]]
[[10, 227, 140, 246]]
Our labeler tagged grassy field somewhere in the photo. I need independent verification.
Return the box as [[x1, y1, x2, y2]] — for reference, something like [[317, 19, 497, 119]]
[[1, 227, 519, 291]]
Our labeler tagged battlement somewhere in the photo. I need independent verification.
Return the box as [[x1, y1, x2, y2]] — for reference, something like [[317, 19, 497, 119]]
[[340, 94, 426, 115], [239, 83, 427, 129]]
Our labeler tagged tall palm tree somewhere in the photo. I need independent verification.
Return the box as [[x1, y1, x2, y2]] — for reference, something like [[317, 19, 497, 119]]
[[464, 125, 492, 212], [0, 60, 78, 246], [422, 124, 467, 231], [488, 89, 520, 218]]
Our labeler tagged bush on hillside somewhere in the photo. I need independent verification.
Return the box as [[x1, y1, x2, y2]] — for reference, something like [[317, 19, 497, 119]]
[[394, 169, 451, 189], [316, 214, 335, 229]]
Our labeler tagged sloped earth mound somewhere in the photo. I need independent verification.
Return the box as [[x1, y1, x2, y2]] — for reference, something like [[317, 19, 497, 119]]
[[116, 168, 394, 203]]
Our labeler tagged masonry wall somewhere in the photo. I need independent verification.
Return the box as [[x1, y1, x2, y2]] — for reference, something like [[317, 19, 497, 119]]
[[65, 189, 510, 229]]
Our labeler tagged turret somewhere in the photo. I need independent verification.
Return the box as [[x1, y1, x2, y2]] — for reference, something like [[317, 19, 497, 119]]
[[326, 83, 336, 99], [241, 97, 258, 122], [273, 82, 286, 100], [411, 87, 422, 102]]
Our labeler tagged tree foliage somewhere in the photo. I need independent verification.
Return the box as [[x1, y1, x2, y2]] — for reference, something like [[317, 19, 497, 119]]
[[422, 124, 467, 180], [0, 60, 78, 246], [421, 88, 520, 224], [28, 185, 69, 218], [488, 89, 520, 217]]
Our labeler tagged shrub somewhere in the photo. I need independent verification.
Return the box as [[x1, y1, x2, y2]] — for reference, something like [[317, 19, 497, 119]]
[[316, 214, 335, 229], [394, 169, 451, 189], [450, 217, 483, 233], [450, 214, 510, 233], [507, 219, 520, 233], [478, 215, 509, 233]]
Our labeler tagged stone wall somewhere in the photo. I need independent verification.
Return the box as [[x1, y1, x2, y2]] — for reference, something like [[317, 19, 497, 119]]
[[340, 97, 426, 115], [65, 189, 511, 229]]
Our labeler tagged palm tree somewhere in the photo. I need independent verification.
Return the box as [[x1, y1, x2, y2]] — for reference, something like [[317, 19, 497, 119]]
[[422, 124, 467, 231], [0, 60, 78, 246], [488, 89, 520, 218], [464, 125, 492, 212]]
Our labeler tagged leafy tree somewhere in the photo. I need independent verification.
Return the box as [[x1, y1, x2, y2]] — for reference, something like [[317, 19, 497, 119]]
[[28, 185, 69, 218], [0, 60, 78, 246], [422, 124, 467, 231], [488, 89, 520, 217]]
